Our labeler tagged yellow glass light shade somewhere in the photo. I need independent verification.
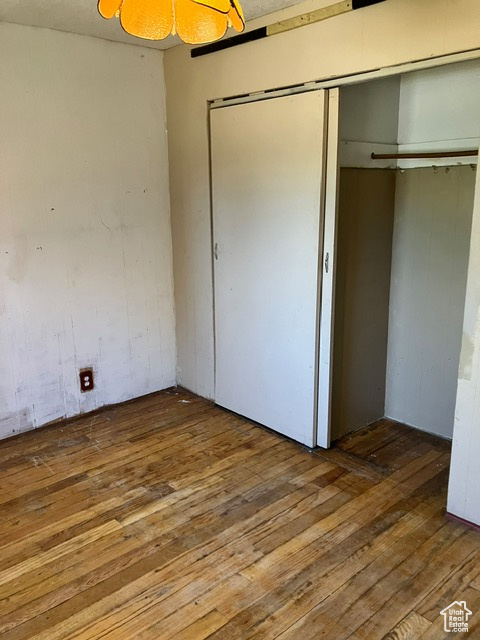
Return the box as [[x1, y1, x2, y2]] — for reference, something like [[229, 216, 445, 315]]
[[98, 0, 245, 44]]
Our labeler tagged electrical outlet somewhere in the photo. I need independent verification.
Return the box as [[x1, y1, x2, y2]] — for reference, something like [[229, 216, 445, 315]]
[[80, 368, 94, 392]]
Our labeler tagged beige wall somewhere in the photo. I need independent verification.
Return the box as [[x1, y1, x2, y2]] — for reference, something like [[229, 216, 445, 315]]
[[332, 168, 396, 440], [0, 23, 176, 438]]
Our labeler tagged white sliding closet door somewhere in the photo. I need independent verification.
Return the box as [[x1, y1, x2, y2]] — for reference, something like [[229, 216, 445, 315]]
[[211, 91, 327, 447]]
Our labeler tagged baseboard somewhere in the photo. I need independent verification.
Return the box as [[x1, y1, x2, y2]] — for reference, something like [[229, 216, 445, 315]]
[[446, 511, 480, 533], [0, 386, 179, 445]]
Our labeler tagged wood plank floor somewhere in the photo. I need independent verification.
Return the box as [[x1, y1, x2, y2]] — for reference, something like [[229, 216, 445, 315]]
[[0, 389, 479, 639]]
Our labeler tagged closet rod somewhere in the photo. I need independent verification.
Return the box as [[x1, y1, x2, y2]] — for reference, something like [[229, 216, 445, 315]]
[[371, 150, 478, 160]]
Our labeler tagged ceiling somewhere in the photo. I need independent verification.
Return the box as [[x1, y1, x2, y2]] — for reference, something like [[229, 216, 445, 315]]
[[0, 0, 307, 50]]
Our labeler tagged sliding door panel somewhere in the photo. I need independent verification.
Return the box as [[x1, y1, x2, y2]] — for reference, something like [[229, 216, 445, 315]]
[[211, 91, 326, 447], [317, 88, 340, 448]]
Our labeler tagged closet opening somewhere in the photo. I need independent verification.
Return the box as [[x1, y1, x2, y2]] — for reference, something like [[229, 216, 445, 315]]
[[331, 60, 479, 464]]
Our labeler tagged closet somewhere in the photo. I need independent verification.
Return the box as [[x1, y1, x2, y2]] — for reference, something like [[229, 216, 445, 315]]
[[210, 58, 479, 450], [332, 60, 479, 443]]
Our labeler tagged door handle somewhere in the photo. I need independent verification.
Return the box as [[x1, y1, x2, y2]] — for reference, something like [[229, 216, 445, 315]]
[[324, 252, 329, 274], [214, 243, 219, 260]]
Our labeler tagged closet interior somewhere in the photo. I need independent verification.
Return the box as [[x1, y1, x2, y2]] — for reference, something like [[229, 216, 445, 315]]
[[332, 60, 480, 443]]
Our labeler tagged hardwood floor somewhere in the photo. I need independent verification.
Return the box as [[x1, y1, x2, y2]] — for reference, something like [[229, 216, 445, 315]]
[[0, 389, 479, 639]]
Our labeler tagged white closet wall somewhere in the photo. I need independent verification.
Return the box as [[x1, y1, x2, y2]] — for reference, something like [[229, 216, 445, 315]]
[[397, 60, 480, 164], [339, 77, 400, 169], [385, 61, 480, 438], [385, 167, 476, 438]]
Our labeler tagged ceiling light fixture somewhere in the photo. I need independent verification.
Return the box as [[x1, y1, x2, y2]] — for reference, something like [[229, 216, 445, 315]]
[[98, 0, 245, 45]]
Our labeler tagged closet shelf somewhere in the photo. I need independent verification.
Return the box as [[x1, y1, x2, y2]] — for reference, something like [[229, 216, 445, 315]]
[[371, 150, 478, 160]]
